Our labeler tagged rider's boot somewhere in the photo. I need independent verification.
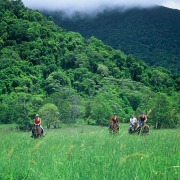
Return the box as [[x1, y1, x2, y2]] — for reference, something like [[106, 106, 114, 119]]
[[42, 129, 45, 137]]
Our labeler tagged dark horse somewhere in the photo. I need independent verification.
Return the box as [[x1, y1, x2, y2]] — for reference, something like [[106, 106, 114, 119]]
[[33, 125, 42, 138], [129, 122, 140, 134], [109, 123, 119, 134]]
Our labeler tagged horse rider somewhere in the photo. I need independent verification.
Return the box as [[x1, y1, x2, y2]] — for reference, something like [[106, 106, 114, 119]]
[[31, 114, 44, 137], [138, 111, 147, 128], [129, 114, 138, 132], [110, 113, 120, 128]]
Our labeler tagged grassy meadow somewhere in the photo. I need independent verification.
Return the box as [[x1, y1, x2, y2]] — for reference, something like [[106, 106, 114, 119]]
[[0, 124, 179, 180]]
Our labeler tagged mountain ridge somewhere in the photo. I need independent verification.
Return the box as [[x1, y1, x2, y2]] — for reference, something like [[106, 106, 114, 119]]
[[42, 6, 180, 73]]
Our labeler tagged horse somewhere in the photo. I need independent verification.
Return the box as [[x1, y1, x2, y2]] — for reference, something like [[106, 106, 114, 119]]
[[140, 124, 150, 135], [129, 122, 140, 134], [109, 123, 119, 134], [139, 120, 149, 135], [33, 125, 42, 138]]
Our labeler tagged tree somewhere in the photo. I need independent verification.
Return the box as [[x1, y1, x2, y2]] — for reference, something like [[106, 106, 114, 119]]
[[39, 103, 59, 128], [45, 88, 81, 124], [90, 100, 112, 125], [45, 70, 71, 94], [0, 92, 34, 125], [97, 64, 109, 77], [145, 93, 179, 129]]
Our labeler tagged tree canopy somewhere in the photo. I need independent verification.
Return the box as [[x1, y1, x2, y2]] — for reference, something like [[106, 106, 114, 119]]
[[44, 6, 180, 73], [0, 0, 179, 128]]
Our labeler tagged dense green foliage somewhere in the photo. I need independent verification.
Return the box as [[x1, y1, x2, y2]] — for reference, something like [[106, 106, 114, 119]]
[[0, 125, 179, 179], [43, 6, 180, 73], [0, 0, 179, 128]]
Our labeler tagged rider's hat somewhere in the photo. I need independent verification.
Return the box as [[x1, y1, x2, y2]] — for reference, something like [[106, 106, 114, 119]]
[[35, 114, 39, 117]]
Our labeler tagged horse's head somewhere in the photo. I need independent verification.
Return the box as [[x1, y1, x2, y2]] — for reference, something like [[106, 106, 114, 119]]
[[134, 122, 138, 128]]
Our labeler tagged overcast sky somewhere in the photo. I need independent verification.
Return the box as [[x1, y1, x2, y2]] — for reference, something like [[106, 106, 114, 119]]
[[22, 0, 180, 16]]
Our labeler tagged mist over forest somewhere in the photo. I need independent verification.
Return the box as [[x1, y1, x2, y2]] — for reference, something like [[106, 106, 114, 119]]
[[42, 6, 180, 73]]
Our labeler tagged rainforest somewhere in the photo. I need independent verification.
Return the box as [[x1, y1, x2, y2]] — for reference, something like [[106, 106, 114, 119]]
[[0, 0, 179, 129]]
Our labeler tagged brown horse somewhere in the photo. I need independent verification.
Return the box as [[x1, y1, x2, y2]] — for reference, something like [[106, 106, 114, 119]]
[[109, 123, 119, 134], [33, 125, 42, 138], [140, 120, 149, 135]]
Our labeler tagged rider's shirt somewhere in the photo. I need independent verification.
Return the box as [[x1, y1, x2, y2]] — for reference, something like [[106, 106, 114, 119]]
[[110, 116, 119, 124], [34, 118, 41, 125], [130, 117, 137, 124], [140, 115, 146, 122]]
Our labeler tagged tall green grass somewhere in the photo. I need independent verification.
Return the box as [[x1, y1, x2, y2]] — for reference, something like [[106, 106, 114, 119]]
[[0, 124, 179, 180]]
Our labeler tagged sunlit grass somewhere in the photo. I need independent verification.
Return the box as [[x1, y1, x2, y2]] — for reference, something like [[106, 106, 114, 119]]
[[0, 124, 179, 179]]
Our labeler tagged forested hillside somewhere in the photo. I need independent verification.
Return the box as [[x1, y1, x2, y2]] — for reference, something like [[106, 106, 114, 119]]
[[43, 6, 180, 73], [0, 0, 179, 129]]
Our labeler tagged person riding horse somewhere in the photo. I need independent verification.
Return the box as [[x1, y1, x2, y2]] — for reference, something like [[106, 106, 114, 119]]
[[31, 114, 44, 137], [138, 112, 147, 128], [109, 113, 120, 132], [129, 114, 138, 134], [138, 111, 149, 134]]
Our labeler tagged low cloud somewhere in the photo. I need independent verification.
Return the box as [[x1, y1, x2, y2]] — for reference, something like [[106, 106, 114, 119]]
[[22, 0, 180, 16]]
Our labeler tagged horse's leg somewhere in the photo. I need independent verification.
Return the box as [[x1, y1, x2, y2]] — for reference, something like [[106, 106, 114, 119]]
[[141, 125, 147, 135], [109, 125, 112, 133], [128, 127, 131, 134], [38, 128, 41, 137], [34, 129, 37, 138], [137, 126, 141, 135], [144, 125, 149, 134]]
